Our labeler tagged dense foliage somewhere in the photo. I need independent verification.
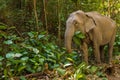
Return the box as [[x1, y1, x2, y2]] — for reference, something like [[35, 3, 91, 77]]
[[0, 0, 120, 79]]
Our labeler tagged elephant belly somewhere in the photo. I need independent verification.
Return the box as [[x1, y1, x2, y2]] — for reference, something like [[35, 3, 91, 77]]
[[100, 33, 113, 45]]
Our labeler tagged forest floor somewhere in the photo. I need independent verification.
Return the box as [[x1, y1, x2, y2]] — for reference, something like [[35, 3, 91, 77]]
[[13, 56, 120, 80]]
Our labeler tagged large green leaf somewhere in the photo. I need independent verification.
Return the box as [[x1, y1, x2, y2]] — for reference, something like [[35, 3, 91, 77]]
[[38, 34, 45, 39], [33, 48, 39, 54], [6, 52, 14, 58], [4, 40, 13, 45], [0, 56, 4, 61], [56, 68, 66, 76], [73, 37, 81, 45], [90, 66, 98, 73], [0, 25, 7, 30]]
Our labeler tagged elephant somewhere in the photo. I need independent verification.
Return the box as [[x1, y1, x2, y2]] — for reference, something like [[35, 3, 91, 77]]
[[65, 10, 116, 64]]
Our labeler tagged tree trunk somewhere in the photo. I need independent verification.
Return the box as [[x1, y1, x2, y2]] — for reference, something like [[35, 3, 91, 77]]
[[108, 0, 111, 17], [57, 0, 61, 46], [43, 0, 48, 34], [33, 0, 39, 31]]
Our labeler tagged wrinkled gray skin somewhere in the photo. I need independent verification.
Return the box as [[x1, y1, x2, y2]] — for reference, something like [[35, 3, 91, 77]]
[[65, 10, 116, 64]]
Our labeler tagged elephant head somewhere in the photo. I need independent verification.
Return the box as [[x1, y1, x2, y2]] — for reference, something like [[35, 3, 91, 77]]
[[65, 10, 96, 53]]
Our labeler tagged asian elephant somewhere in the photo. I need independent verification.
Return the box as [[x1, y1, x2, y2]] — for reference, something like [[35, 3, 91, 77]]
[[65, 10, 116, 64]]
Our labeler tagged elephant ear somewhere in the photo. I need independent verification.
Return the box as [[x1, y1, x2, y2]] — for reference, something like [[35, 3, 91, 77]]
[[85, 14, 96, 32]]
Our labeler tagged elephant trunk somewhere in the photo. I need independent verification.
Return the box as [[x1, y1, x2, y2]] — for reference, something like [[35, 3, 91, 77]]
[[65, 27, 75, 53]]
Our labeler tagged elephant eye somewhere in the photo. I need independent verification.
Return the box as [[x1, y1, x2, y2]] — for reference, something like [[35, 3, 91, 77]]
[[73, 20, 78, 26]]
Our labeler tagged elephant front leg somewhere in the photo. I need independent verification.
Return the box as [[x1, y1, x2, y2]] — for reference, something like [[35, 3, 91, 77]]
[[100, 46, 105, 62], [93, 43, 101, 64], [81, 42, 88, 64]]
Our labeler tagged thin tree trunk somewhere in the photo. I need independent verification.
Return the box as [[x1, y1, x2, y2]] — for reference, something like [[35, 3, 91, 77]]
[[58, 0, 61, 45], [33, 0, 39, 31], [108, 0, 111, 17], [43, 0, 48, 34]]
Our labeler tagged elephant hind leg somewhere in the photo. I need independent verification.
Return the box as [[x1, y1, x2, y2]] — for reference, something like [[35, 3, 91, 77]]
[[108, 31, 116, 64], [108, 43, 113, 64]]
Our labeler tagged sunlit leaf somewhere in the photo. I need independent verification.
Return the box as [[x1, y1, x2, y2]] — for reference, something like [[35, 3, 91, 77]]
[[76, 74, 83, 79], [63, 63, 72, 68], [39, 58, 44, 65], [21, 57, 29, 61], [28, 32, 34, 38], [67, 57, 74, 63], [74, 31, 85, 39], [33, 48, 39, 54], [90, 66, 98, 73], [6, 52, 14, 58], [117, 42, 120, 45], [14, 53, 22, 58], [38, 34, 45, 39], [4, 40, 13, 45]]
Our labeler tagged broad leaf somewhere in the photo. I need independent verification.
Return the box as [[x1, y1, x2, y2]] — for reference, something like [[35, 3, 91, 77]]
[[4, 40, 13, 45]]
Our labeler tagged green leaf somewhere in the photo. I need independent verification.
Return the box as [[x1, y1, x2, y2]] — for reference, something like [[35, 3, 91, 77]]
[[21, 57, 29, 61], [33, 48, 39, 54], [53, 64, 60, 68], [46, 58, 56, 63], [18, 66, 26, 72], [56, 68, 66, 76], [96, 72, 105, 77], [28, 32, 34, 38], [74, 31, 85, 39], [6, 52, 14, 58], [4, 69, 8, 78], [8, 26, 16, 30], [38, 34, 45, 39], [0, 56, 4, 61], [14, 53, 22, 58], [117, 42, 120, 45], [67, 57, 74, 63], [76, 73, 85, 79], [78, 62, 87, 69], [64, 63, 72, 68], [75, 31, 81, 35], [0, 25, 7, 30], [102, 77, 108, 80], [20, 76, 26, 80], [39, 58, 44, 65], [73, 37, 81, 45], [90, 66, 98, 73], [4, 40, 13, 45]]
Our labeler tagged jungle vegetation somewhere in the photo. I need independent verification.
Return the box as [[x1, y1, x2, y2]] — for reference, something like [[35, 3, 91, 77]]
[[0, 0, 120, 80]]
